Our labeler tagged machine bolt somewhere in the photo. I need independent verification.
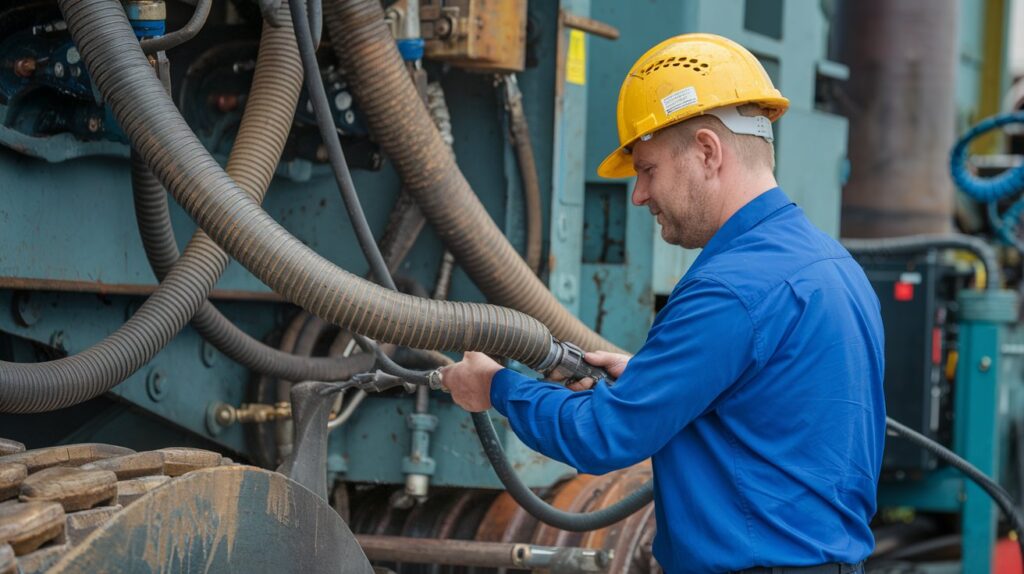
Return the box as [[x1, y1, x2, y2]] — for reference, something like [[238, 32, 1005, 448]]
[[13, 58, 37, 78], [334, 91, 352, 111], [65, 47, 80, 65], [214, 93, 239, 113], [436, 16, 454, 38], [53, 62, 64, 78], [86, 117, 102, 133], [70, 66, 81, 78], [979, 356, 992, 373], [12, 292, 41, 327], [146, 369, 167, 402], [344, 110, 356, 125]]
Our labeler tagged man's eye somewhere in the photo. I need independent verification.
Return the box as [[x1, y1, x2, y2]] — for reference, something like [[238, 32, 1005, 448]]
[[645, 167, 656, 176]]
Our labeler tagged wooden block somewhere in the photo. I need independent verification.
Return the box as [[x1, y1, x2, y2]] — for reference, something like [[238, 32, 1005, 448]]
[[64, 505, 122, 545], [81, 451, 164, 480], [0, 444, 134, 474], [0, 500, 64, 555], [156, 448, 221, 477], [0, 544, 13, 574], [0, 465, 27, 502], [116, 475, 171, 506], [20, 467, 118, 512], [0, 440, 24, 457]]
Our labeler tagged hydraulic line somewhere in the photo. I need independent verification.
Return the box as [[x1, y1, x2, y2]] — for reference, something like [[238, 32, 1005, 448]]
[[0, 1, 300, 414], [12, 0, 571, 416], [501, 74, 543, 274], [139, 0, 212, 54], [885, 417, 1024, 561], [289, 0, 654, 530], [841, 233, 1001, 290], [323, 0, 622, 354]]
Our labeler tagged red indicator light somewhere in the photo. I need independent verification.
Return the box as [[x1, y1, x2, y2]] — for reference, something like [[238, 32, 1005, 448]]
[[894, 281, 914, 302]]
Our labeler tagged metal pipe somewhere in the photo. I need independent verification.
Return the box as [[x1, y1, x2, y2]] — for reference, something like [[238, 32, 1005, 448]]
[[354, 535, 610, 572], [140, 0, 212, 53]]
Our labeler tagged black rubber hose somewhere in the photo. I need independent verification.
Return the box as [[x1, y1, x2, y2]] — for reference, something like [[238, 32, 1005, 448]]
[[503, 75, 543, 275], [323, 0, 622, 354], [842, 233, 1001, 290], [59, 0, 557, 365], [471, 412, 654, 531], [289, 0, 391, 289], [140, 0, 212, 54], [886, 417, 1024, 561]]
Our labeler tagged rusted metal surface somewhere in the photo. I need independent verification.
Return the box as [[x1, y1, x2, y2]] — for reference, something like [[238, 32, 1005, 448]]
[[349, 464, 659, 572], [49, 466, 374, 573], [0, 500, 65, 555], [560, 11, 619, 41], [0, 277, 284, 301], [115, 475, 171, 507], [420, 0, 528, 72], [837, 0, 958, 237], [0, 465, 27, 502], [81, 452, 165, 480], [0, 441, 24, 457], [155, 447, 222, 477], [0, 544, 13, 574], [64, 505, 121, 545], [356, 535, 610, 572], [0, 444, 133, 474], [19, 467, 118, 512]]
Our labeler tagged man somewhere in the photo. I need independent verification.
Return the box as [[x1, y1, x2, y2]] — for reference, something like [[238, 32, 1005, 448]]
[[442, 34, 885, 573]]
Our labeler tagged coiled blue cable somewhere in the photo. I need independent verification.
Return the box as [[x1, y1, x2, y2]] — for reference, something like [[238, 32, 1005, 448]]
[[950, 112, 1024, 246]]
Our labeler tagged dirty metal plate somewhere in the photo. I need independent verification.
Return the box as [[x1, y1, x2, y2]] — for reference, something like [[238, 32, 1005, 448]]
[[0, 464, 27, 502], [0, 500, 65, 555], [20, 467, 118, 512], [0, 440, 24, 457], [0, 444, 134, 474], [49, 466, 374, 573], [81, 451, 165, 480]]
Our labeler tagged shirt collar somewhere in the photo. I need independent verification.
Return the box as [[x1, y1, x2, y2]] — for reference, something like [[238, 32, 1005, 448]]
[[690, 187, 793, 270]]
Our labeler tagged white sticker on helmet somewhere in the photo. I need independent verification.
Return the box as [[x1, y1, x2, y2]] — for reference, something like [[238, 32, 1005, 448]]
[[661, 87, 698, 116]]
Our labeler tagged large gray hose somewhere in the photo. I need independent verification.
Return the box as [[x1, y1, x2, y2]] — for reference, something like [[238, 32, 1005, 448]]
[[12, 0, 555, 414], [323, 0, 622, 354], [0, 1, 310, 414], [842, 233, 1001, 290]]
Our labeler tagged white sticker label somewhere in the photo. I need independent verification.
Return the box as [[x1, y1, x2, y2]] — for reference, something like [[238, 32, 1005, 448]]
[[661, 86, 698, 116]]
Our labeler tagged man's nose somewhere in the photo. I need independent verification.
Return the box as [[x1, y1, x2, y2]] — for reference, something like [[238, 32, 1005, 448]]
[[631, 181, 648, 206]]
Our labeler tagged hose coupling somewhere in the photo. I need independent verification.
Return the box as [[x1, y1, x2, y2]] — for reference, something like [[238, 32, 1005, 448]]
[[536, 339, 612, 385]]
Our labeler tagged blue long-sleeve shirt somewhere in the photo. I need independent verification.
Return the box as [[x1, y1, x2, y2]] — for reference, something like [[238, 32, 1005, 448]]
[[491, 188, 885, 573]]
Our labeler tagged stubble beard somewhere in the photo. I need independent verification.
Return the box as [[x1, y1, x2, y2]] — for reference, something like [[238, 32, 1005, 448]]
[[660, 180, 716, 249]]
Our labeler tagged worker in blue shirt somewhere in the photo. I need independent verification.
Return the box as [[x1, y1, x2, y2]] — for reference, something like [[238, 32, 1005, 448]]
[[441, 34, 885, 574]]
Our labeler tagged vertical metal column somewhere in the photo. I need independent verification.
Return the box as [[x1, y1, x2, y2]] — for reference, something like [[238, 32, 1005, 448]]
[[954, 289, 1017, 572]]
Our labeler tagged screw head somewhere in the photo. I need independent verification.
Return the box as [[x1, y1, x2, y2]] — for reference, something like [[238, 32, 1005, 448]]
[[86, 117, 102, 133], [979, 356, 993, 373], [53, 62, 64, 78], [146, 369, 167, 402]]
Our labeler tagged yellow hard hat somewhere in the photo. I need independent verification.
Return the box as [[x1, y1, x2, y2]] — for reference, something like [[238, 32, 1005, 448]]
[[597, 33, 789, 178]]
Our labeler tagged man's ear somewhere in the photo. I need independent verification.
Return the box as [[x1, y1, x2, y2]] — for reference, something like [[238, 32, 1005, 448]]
[[693, 128, 724, 178]]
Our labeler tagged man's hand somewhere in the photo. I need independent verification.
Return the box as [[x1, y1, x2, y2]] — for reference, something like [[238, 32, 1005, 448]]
[[563, 350, 632, 391], [441, 352, 503, 412]]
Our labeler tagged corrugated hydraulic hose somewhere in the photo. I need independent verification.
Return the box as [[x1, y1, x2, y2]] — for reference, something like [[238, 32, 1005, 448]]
[[323, 0, 622, 355], [0, 3, 301, 413], [131, 2, 375, 382], [43, 0, 556, 400]]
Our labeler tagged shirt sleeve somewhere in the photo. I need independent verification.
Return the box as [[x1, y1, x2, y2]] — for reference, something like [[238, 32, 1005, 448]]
[[490, 278, 759, 475]]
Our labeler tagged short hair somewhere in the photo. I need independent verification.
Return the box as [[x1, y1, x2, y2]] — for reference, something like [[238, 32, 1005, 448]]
[[666, 104, 776, 171]]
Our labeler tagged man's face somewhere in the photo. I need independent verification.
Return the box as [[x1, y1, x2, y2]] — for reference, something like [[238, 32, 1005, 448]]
[[630, 131, 718, 249]]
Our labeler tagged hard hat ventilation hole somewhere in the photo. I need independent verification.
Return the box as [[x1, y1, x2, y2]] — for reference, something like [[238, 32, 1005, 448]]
[[642, 56, 708, 76]]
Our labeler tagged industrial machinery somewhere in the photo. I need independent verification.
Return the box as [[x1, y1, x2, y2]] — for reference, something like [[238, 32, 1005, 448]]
[[0, 0, 1021, 572]]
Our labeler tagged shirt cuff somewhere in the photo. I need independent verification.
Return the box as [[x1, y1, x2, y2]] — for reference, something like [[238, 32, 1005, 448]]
[[490, 368, 527, 416]]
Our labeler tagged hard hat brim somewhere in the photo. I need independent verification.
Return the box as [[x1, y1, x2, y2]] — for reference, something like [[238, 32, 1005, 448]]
[[597, 147, 636, 179]]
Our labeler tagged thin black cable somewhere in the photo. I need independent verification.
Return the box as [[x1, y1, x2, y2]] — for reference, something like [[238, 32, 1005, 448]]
[[290, 0, 650, 530], [140, 0, 213, 53], [289, 0, 393, 289], [886, 417, 1024, 561]]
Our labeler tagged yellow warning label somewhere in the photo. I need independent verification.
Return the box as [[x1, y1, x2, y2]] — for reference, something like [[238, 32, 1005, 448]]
[[566, 29, 586, 85]]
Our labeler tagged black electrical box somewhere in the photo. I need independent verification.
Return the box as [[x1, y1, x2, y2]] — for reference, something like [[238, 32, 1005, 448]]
[[859, 256, 959, 477]]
